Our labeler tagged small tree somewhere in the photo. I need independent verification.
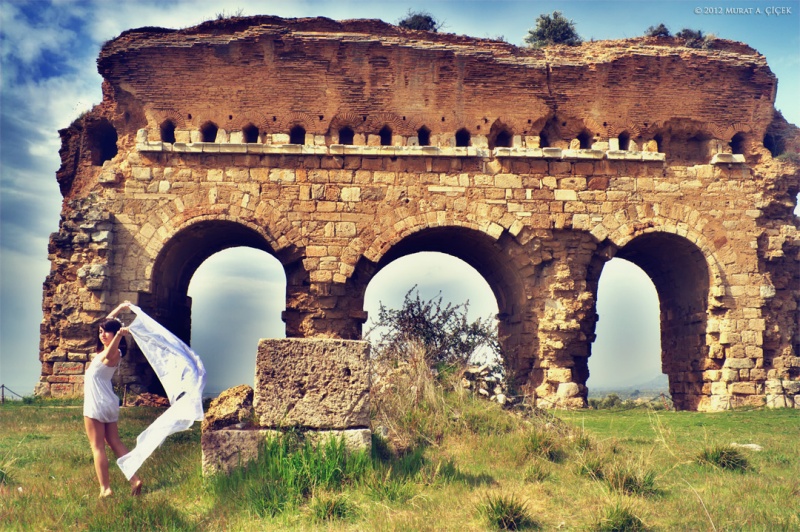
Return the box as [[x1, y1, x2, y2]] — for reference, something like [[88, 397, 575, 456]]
[[645, 23, 671, 38], [524, 11, 582, 47], [676, 28, 706, 48], [366, 287, 500, 367], [397, 10, 442, 32]]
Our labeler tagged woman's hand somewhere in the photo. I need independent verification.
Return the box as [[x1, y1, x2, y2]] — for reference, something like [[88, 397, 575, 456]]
[[107, 301, 132, 319]]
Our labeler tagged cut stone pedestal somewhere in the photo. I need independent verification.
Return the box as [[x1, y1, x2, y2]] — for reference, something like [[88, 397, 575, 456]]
[[201, 338, 371, 475]]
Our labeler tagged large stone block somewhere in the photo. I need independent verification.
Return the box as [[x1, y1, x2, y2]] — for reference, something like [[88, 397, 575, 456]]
[[254, 338, 370, 429], [201, 428, 371, 476]]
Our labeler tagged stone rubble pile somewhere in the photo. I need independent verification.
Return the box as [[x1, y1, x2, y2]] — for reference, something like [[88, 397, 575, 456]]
[[460, 364, 514, 406]]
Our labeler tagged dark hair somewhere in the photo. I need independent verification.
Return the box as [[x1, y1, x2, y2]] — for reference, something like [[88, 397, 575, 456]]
[[96, 318, 127, 357]]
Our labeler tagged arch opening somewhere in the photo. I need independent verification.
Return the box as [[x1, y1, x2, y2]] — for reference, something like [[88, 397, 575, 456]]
[[200, 122, 218, 143], [729, 132, 746, 155], [589, 258, 664, 401], [488, 121, 513, 149], [379, 125, 392, 146], [143, 219, 281, 360], [242, 123, 259, 143], [577, 130, 592, 149], [289, 125, 306, 145], [608, 232, 711, 410], [618, 131, 631, 151], [417, 126, 430, 146], [87, 119, 118, 165], [160, 120, 176, 143], [355, 226, 533, 385], [455, 128, 471, 147], [338, 126, 354, 145], [188, 247, 286, 396]]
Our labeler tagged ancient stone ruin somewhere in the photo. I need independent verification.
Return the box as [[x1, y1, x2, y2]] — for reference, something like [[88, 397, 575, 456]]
[[40, 15, 799, 428]]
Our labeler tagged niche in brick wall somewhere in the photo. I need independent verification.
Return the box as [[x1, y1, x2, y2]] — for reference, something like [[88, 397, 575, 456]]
[[488, 121, 512, 149], [243, 124, 259, 143], [200, 122, 218, 142], [577, 130, 592, 149], [338, 127, 354, 145], [729, 133, 746, 155], [160, 120, 176, 143], [87, 119, 118, 166], [379, 125, 392, 146], [290, 125, 306, 145], [618, 131, 631, 151], [417, 126, 430, 146], [455, 128, 471, 147]]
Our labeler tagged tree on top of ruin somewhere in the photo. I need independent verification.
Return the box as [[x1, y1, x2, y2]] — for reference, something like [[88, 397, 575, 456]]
[[524, 11, 582, 47], [645, 24, 671, 38], [397, 10, 442, 32]]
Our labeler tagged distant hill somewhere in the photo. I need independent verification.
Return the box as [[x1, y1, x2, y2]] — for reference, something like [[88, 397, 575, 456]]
[[588, 373, 669, 399]]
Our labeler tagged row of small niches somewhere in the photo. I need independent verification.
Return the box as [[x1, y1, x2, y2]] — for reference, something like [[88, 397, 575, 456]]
[[134, 142, 745, 164], [136, 141, 681, 161]]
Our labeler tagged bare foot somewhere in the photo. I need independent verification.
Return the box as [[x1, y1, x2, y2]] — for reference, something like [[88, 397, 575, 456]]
[[99, 488, 113, 498], [130, 479, 142, 496]]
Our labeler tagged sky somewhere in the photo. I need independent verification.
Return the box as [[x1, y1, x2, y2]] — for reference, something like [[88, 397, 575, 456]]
[[1, 0, 798, 397]]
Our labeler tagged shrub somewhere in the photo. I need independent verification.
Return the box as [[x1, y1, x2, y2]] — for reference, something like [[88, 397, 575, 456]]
[[696, 445, 749, 472], [593, 502, 647, 531], [309, 492, 359, 522], [675, 28, 711, 48], [524, 11, 582, 47], [645, 24, 671, 38], [479, 493, 538, 530], [523, 461, 550, 483], [366, 287, 500, 367], [397, 10, 442, 32], [524, 429, 566, 463], [604, 462, 659, 496]]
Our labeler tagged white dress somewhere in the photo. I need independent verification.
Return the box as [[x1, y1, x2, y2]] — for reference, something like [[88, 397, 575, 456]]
[[83, 353, 120, 423]]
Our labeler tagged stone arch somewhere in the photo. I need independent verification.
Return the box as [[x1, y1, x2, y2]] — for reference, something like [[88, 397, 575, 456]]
[[233, 112, 270, 135], [593, 207, 735, 410], [653, 118, 717, 164], [366, 112, 411, 135], [276, 112, 318, 134], [351, 223, 538, 383], [137, 216, 304, 349], [488, 119, 513, 149], [150, 108, 186, 132], [329, 112, 366, 133]]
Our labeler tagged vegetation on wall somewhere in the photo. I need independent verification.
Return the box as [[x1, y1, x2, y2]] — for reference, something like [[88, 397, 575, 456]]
[[397, 10, 442, 32], [524, 11, 582, 47]]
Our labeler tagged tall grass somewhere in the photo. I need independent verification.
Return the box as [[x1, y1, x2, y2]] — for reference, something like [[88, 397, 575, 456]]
[[1, 369, 798, 530]]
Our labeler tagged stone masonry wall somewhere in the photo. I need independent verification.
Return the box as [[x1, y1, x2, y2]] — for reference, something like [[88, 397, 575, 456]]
[[38, 17, 799, 411]]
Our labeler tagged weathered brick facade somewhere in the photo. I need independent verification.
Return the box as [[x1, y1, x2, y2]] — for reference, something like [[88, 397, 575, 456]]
[[38, 16, 799, 411]]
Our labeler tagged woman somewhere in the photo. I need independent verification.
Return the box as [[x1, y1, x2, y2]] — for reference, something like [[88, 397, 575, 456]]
[[83, 301, 143, 498]]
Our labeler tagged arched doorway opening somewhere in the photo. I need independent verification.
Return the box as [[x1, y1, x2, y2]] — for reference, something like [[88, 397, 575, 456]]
[[188, 247, 286, 396], [603, 232, 711, 410], [589, 258, 663, 400], [353, 226, 535, 385], [141, 220, 290, 396], [363, 252, 499, 365]]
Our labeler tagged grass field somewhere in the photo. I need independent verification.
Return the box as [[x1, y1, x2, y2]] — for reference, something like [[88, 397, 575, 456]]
[[1, 395, 798, 531]]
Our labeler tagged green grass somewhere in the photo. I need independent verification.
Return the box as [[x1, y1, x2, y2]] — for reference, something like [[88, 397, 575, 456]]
[[1, 396, 798, 530]]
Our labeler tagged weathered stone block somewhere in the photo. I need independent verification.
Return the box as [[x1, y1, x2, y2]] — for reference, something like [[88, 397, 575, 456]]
[[254, 338, 370, 429], [202, 384, 254, 432]]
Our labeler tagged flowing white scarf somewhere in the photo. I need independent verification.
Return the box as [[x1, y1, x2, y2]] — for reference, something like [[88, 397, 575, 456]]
[[116, 304, 206, 480]]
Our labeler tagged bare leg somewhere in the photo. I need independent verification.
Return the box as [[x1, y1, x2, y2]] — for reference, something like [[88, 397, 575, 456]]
[[84, 417, 112, 497], [105, 422, 143, 495]]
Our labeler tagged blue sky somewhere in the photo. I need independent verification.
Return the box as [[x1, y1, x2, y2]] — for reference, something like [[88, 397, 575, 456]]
[[1, 0, 798, 395]]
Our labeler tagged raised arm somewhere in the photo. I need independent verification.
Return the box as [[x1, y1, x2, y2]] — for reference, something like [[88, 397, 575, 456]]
[[107, 300, 132, 319], [101, 327, 129, 367]]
